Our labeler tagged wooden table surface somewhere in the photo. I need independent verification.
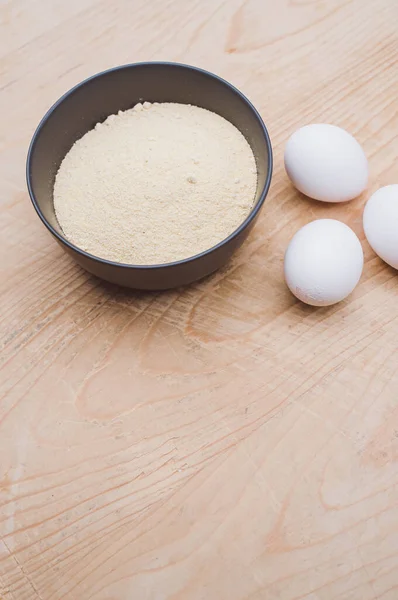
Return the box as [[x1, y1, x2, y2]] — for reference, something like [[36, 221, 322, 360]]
[[2, 1, 398, 598]]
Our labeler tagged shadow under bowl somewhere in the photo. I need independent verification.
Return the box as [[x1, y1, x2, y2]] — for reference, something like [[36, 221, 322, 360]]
[[26, 62, 273, 290]]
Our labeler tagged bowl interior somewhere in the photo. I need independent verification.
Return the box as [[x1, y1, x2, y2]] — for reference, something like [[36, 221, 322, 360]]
[[28, 63, 271, 246]]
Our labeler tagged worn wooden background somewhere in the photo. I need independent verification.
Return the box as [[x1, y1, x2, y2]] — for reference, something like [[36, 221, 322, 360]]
[[1, 0, 398, 598]]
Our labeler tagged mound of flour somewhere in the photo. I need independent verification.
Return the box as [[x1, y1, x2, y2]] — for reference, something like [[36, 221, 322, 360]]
[[54, 102, 257, 265]]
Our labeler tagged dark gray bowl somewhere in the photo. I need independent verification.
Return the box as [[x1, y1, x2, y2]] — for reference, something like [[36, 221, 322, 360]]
[[26, 62, 273, 290]]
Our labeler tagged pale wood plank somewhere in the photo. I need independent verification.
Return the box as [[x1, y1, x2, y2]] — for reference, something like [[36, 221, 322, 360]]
[[1, 0, 398, 598]]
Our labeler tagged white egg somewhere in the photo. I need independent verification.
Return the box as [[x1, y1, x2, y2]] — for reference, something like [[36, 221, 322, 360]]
[[284, 219, 363, 306], [284, 124, 368, 203], [363, 185, 398, 269]]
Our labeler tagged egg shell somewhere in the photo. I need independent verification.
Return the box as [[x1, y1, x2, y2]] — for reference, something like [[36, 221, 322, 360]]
[[284, 124, 368, 203], [284, 219, 364, 306], [363, 185, 398, 269]]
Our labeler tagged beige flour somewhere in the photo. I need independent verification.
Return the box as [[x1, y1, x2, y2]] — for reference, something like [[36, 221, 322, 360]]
[[54, 102, 257, 265]]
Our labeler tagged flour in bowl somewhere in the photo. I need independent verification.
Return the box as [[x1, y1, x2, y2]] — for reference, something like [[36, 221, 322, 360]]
[[54, 102, 257, 265]]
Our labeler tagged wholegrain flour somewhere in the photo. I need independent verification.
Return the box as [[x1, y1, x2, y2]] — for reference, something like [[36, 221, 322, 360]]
[[54, 102, 257, 265]]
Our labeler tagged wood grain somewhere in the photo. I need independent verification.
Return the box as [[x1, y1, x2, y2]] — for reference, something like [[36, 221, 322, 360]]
[[2, 0, 398, 598]]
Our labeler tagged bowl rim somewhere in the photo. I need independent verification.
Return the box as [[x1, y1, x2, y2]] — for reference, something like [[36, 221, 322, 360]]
[[26, 61, 273, 270]]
